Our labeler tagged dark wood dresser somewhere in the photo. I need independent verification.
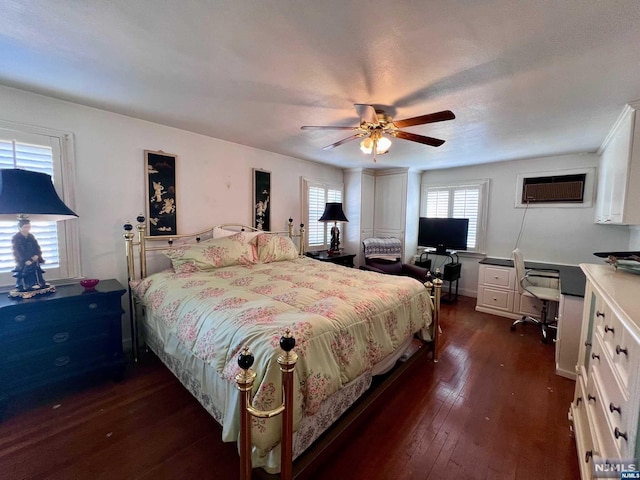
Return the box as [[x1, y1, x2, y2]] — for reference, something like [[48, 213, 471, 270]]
[[0, 279, 126, 419]]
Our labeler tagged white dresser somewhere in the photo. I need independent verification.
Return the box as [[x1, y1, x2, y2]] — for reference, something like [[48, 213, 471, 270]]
[[570, 263, 640, 479]]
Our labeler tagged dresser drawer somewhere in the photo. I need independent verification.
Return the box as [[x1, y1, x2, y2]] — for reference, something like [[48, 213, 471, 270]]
[[1, 294, 122, 336], [571, 373, 596, 479], [477, 286, 514, 312], [1, 337, 115, 391], [480, 265, 514, 289], [1, 316, 116, 361], [585, 369, 620, 460]]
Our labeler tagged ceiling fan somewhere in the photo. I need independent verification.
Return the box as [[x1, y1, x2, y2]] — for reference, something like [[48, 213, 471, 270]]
[[301, 104, 455, 162]]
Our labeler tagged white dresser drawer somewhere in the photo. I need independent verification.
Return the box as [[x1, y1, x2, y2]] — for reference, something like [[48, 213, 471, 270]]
[[585, 370, 620, 461], [480, 265, 514, 289], [571, 373, 595, 479], [477, 286, 514, 312], [611, 327, 636, 392]]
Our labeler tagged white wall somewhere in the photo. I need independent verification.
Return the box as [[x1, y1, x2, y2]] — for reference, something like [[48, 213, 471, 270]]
[[0, 85, 342, 340], [421, 153, 631, 297]]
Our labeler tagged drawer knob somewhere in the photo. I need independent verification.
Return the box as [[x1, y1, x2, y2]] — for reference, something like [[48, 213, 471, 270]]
[[54, 356, 70, 367], [14, 314, 26, 322], [576, 396, 583, 406], [591, 353, 600, 361], [584, 341, 592, 347], [596, 310, 605, 318], [52, 332, 70, 343], [614, 427, 628, 442], [604, 325, 615, 334], [585, 450, 593, 463], [616, 345, 628, 356], [587, 394, 596, 404], [609, 403, 621, 415]]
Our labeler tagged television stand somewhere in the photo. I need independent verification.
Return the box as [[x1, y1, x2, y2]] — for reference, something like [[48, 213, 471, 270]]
[[421, 249, 460, 303]]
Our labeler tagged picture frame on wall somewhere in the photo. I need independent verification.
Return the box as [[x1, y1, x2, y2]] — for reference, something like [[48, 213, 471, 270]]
[[145, 150, 177, 236], [253, 168, 271, 231]]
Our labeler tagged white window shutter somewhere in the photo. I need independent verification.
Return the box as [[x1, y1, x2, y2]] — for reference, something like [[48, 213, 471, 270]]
[[0, 139, 60, 273]]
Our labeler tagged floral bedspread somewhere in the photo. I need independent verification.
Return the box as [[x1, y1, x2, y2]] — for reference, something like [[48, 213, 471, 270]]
[[133, 256, 432, 452]]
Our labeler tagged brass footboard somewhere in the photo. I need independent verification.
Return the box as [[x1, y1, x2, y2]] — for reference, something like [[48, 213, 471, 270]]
[[235, 330, 298, 480], [235, 276, 442, 478]]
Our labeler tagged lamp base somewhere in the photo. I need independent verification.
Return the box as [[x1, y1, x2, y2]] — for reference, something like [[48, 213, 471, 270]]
[[8, 285, 56, 299]]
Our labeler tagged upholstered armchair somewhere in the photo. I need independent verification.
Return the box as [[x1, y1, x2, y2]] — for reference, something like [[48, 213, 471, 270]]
[[359, 237, 429, 283]]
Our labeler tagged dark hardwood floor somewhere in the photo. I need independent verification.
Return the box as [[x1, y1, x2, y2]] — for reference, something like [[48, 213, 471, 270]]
[[0, 296, 580, 480]]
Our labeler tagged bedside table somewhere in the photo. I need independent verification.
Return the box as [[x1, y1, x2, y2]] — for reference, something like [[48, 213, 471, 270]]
[[306, 251, 356, 268], [0, 279, 126, 419]]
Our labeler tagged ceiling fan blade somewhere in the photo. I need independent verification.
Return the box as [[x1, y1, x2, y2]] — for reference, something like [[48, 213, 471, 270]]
[[322, 134, 362, 151], [301, 125, 358, 130], [354, 104, 379, 125], [393, 110, 455, 128], [393, 130, 445, 147]]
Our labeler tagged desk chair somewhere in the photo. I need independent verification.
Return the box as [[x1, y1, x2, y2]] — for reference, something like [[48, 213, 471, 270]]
[[510, 248, 561, 343]]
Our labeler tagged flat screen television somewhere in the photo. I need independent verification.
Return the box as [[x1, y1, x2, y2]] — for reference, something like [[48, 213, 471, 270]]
[[418, 217, 469, 254]]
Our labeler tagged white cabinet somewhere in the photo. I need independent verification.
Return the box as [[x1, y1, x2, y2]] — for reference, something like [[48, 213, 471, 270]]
[[345, 168, 420, 266], [570, 264, 640, 478], [596, 104, 640, 225], [476, 264, 516, 316]]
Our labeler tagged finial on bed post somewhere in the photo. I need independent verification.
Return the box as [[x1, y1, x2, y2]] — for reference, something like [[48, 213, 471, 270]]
[[277, 330, 298, 480], [235, 347, 257, 480], [299, 224, 305, 256], [432, 269, 443, 363]]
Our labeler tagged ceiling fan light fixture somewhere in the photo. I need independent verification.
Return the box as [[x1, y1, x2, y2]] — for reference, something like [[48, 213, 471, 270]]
[[376, 136, 392, 154], [360, 136, 374, 154]]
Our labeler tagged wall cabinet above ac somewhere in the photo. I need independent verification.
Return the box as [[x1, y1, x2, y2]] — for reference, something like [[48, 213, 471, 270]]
[[596, 103, 640, 225]]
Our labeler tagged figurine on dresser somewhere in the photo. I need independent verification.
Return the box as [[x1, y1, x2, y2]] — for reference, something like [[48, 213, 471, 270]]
[[10, 218, 50, 296]]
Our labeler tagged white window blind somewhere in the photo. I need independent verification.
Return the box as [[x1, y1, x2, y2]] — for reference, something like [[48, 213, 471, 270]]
[[422, 181, 487, 252], [0, 140, 60, 274], [303, 179, 343, 249]]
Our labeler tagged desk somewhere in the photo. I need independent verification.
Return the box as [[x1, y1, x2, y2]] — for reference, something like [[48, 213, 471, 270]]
[[305, 251, 356, 268], [476, 257, 586, 379]]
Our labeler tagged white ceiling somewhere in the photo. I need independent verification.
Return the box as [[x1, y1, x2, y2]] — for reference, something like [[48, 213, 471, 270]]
[[2, 0, 640, 170]]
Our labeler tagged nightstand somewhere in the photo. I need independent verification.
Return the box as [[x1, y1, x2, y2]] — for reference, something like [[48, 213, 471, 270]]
[[0, 279, 126, 419], [306, 251, 356, 268]]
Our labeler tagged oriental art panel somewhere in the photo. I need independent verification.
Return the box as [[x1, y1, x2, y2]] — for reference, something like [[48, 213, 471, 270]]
[[145, 150, 177, 236], [253, 168, 270, 231]]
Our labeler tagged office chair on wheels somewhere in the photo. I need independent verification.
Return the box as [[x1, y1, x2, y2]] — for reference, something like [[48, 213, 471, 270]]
[[510, 248, 561, 343]]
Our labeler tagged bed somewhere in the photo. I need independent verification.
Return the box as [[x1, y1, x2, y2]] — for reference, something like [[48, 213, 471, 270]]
[[122, 218, 442, 478]]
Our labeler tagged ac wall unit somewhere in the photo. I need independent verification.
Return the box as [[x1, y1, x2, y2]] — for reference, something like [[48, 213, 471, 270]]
[[522, 174, 586, 204]]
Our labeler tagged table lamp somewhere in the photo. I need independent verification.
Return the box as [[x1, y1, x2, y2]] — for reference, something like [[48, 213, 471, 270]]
[[318, 202, 348, 254], [0, 169, 78, 298]]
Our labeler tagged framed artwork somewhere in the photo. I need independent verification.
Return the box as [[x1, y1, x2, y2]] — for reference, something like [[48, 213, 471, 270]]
[[145, 150, 177, 236], [253, 168, 271, 231]]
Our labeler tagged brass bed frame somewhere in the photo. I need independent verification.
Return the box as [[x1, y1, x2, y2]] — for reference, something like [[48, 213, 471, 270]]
[[122, 215, 442, 480]]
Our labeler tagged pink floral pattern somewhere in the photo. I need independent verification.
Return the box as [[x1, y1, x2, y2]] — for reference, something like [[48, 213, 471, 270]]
[[136, 256, 432, 432]]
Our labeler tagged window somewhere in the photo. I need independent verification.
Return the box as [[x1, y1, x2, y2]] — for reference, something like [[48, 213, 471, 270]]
[[0, 123, 79, 287], [420, 179, 489, 253], [302, 178, 343, 250]]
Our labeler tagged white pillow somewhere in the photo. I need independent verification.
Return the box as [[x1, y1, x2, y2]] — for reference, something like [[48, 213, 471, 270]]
[[213, 226, 261, 242]]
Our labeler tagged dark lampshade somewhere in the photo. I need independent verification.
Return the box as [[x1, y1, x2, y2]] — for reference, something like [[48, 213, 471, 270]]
[[0, 169, 78, 221], [318, 202, 349, 223]]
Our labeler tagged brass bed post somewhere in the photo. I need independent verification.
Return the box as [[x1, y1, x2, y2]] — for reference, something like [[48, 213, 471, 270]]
[[135, 214, 148, 280], [287, 218, 306, 256], [235, 331, 298, 480], [425, 269, 443, 363], [123, 222, 139, 362]]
